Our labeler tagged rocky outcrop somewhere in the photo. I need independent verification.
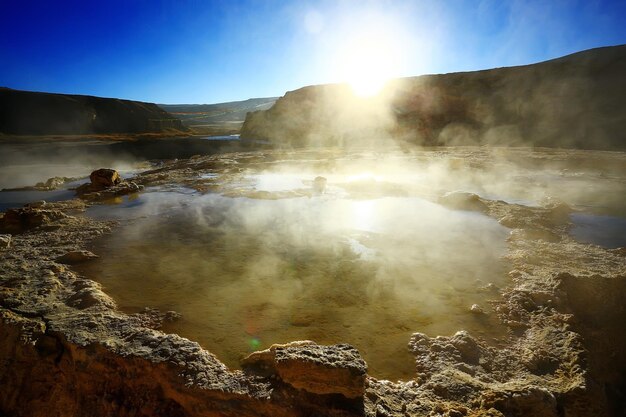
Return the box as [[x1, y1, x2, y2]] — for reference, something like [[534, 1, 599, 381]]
[[242, 341, 368, 398], [0, 206, 68, 234], [241, 45, 626, 150], [89, 168, 121, 187], [1, 176, 77, 192], [0, 87, 187, 135], [76, 180, 143, 201], [75, 168, 143, 200]]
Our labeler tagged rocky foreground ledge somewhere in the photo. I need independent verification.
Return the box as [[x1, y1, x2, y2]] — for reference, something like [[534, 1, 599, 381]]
[[1, 150, 625, 416]]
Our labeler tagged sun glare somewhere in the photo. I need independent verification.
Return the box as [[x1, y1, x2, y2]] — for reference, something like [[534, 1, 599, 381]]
[[346, 172, 383, 182], [336, 28, 401, 97], [351, 200, 377, 231]]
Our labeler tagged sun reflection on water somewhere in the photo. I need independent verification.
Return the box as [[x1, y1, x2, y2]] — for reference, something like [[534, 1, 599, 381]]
[[351, 199, 377, 232], [346, 172, 384, 182]]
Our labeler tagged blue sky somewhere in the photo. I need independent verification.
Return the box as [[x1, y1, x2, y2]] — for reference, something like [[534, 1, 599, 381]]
[[1, 0, 625, 104]]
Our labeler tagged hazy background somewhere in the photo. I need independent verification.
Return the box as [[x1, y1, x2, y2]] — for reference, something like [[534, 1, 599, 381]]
[[1, 0, 625, 103]]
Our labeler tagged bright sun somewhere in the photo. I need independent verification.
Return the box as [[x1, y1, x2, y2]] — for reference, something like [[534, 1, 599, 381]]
[[336, 30, 401, 97]]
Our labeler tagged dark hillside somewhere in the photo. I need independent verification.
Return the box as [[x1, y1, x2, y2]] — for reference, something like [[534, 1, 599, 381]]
[[0, 88, 185, 135]]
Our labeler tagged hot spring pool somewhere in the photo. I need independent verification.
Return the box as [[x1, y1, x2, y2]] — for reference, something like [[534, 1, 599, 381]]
[[78, 184, 511, 381], [10, 147, 626, 380]]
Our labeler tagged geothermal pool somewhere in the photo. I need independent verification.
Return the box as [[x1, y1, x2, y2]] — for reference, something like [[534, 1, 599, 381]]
[[6, 147, 626, 380], [77, 170, 513, 380]]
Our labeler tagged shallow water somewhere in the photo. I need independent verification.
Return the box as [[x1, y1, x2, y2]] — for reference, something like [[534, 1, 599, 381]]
[[0, 189, 76, 212], [0, 164, 90, 190], [570, 213, 626, 248], [250, 173, 306, 192], [0, 170, 140, 212], [199, 135, 241, 141], [0, 140, 143, 190], [79, 183, 511, 381]]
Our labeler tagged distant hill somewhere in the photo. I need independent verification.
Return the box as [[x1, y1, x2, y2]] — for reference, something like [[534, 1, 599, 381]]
[[0, 88, 186, 136], [159, 98, 277, 135], [241, 45, 626, 150]]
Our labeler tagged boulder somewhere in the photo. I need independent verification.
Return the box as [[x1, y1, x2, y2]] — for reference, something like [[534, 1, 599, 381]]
[[76, 168, 122, 195], [242, 341, 367, 398], [76, 168, 142, 200], [90, 169, 121, 187]]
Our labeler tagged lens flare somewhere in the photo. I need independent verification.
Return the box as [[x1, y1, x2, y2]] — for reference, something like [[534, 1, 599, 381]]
[[248, 337, 261, 351]]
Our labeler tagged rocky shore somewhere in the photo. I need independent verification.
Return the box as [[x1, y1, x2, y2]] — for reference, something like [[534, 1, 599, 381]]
[[1, 148, 625, 416]]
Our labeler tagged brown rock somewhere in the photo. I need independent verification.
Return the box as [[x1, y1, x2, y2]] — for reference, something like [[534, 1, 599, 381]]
[[65, 287, 115, 310], [242, 341, 368, 398], [449, 331, 482, 365], [0, 207, 67, 234], [76, 169, 124, 196], [76, 179, 142, 200], [240, 45, 626, 150], [57, 250, 99, 264], [90, 169, 121, 187]]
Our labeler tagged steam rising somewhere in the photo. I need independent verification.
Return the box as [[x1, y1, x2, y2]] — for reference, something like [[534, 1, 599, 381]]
[[0, 141, 140, 189], [47, 146, 626, 380], [81, 188, 509, 380], [80, 150, 621, 379], [241, 45, 626, 151]]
